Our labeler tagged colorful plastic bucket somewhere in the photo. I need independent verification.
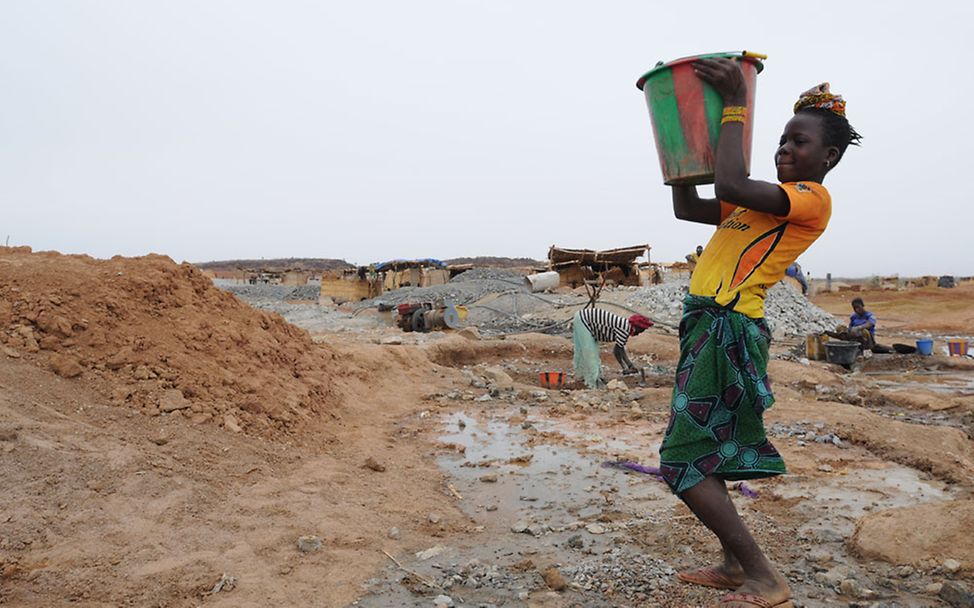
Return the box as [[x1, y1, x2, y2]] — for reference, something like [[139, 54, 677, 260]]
[[915, 339, 934, 356], [637, 51, 765, 185], [947, 340, 969, 356], [539, 371, 565, 389]]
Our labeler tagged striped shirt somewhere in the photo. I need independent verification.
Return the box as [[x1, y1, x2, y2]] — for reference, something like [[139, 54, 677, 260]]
[[577, 307, 631, 350]]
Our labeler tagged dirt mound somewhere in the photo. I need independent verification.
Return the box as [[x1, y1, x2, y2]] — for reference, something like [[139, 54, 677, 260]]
[[851, 500, 974, 569], [0, 247, 341, 435]]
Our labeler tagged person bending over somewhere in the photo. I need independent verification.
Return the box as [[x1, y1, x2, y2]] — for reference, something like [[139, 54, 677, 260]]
[[572, 307, 653, 389]]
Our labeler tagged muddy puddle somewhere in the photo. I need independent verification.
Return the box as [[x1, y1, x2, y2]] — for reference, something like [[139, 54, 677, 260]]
[[352, 405, 960, 607], [864, 369, 974, 396]]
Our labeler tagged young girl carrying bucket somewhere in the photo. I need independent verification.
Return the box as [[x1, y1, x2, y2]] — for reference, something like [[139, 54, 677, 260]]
[[658, 59, 861, 608]]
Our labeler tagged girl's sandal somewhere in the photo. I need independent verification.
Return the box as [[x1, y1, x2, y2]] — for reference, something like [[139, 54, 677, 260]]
[[717, 592, 794, 608], [677, 566, 741, 590]]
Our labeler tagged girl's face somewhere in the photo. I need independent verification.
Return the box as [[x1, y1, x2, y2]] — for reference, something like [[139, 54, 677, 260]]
[[775, 113, 839, 183]]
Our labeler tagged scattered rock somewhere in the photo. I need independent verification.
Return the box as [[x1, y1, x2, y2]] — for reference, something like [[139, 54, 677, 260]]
[[944, 558, 962, 574], [814, 568, 846, 587], [158, 389, 190, 412], [839, 578, 861, 597], [380, 336, 403, 345], [606, 379, 626, 391], [457, 327, 481, 341], [578, 506, 603, 519], [482, 366, 513, 389], [940, 581, 974, 608], [585, 523, 606, 535], [511, 520, 530, 534], [926, 582, 944, 595], [427, 512, 441, 524], [432, 594, 455, 608], [1, 345, 21, 359], [223, 414, 242, 433], [415, 545, 447, 561], [49, 354, 83, 378], [478, 473, 498, 483], [808, 548, 833, 564], [209, 573, 237, 593], [898, 565, 914, 578], [363, 457, 386, 472], [542, 566, 567, 591], [852, 501, 974, 567], [387, 527, 400, 540], [296, 535, 322, 553], [566, 535, 584, 549]]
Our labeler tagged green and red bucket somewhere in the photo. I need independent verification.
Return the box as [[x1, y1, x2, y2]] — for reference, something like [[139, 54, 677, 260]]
[[636, 51, 765, 185]]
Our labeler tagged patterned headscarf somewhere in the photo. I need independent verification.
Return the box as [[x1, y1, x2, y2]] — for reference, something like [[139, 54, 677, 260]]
[[794, 82, 846, 117]]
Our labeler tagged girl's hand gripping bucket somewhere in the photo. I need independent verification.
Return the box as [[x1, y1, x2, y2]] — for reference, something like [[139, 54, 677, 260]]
[[636, 51, 765, 185]]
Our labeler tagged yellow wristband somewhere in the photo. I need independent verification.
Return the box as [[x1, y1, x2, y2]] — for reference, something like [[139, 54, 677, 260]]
[[721, 115, 746, 124], [721, 105, 747, 125]]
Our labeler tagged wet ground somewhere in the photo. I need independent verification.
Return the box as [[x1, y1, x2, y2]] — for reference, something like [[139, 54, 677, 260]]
[[353, 396, 960, 608]]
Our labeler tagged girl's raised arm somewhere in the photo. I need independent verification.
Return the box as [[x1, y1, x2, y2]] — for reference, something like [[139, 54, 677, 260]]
[[671, 184, 721, 226]]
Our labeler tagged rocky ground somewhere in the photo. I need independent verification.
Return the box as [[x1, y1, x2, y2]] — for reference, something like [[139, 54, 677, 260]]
[[2, 249, 973, 607]]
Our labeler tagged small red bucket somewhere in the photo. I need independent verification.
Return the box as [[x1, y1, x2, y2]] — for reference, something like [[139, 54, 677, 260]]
[[539, 371, 565, 389]]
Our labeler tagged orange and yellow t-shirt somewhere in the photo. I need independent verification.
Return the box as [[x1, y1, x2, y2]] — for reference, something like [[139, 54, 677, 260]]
[[689, 181, 831, 319]]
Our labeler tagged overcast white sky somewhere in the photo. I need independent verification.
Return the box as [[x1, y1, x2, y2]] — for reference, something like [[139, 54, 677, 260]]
[[2, 1, 972, 276]]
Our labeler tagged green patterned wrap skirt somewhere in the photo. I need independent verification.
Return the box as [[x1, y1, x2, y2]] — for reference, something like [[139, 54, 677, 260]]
[[658, 295, 786, 495]]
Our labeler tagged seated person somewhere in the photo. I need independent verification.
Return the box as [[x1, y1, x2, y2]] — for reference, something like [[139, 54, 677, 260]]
[[827, 297, 886, 352]]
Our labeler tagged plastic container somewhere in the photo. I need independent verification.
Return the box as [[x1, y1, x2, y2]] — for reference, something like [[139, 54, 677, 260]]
[[805, 334, 829, 361], [524, 271, 560, 293], [947, 339, 968, 357], [539, 371, 565, 389], [915, 339, 934, 356], [636, 51, 765, 185], [825, 340, 860, 367]]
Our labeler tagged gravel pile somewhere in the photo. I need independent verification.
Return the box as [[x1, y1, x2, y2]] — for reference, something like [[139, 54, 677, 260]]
[[211, 280, 384, 333], [358, 278, 527, 309], [562, 548, 676, 601], [241, 302, 385, 333], [213, 281, 319, 303], [762, 282, 839, 336], [626, 280, 839, 337], [449, 268, 527, 283], [431, 559, 518, 592]]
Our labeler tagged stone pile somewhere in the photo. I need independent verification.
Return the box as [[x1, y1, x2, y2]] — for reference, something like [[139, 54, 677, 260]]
[[626, 280, 838, 338], [214, 282, 319, 303], [562, 548, 677, 602]]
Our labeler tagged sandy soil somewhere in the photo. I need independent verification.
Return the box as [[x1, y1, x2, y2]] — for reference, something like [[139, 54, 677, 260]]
[[2, 250, 973, 607], [811, 282, 974, 335]]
